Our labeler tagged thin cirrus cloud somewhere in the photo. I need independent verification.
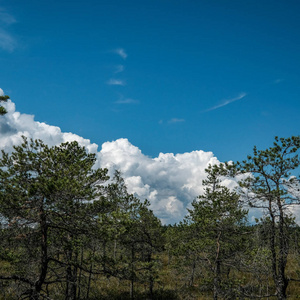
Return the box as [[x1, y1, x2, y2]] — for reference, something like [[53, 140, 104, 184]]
[[0, 10, 16, 25], [0, 29, 16, 51], [114, 48, 127, 59], [115, 98, 139, 104], [114, 65, 125, 73], [205, 92, 247, 112], [168, 118, 185, 124], [274, 79, 283, 84], [107, 79, 126, 86], [0, 9, 17, 52]]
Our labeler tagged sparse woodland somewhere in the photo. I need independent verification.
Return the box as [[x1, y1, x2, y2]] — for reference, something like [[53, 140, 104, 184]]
[[0, 135, 299, 300]]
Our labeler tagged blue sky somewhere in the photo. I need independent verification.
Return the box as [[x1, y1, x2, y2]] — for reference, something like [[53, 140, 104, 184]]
[[1, 0, 300, 162]]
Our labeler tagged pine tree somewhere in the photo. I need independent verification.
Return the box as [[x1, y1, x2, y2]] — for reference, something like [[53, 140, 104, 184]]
[[187, 164, 248, 299], [237, 136, 300, 300], [0, 137, 109, 299]]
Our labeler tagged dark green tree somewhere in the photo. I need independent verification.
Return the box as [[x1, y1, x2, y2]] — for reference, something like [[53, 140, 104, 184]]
[[236, 136, 300, 300], [187, 164, 248, 299], [0, 137, 108, 299], [100, 171, 164, 300], [120, 200, 163, 299]]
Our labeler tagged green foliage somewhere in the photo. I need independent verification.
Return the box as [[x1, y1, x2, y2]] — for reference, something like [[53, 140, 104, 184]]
[[185, 164, 248, 299], [236, 136, 300, 300], [0, 94, 9, 115], [0, 136, 109, 299], [0, 135, 299, 299]]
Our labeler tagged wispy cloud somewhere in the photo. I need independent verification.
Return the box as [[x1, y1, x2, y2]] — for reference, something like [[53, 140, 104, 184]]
[[0, 29, 16, 51], [274, 79, 283, 84], [107, 79, 126, 86], [0, 10, 16, 25], [168, 118, 185, 124], [114, 65, 125, 73], [205, 92, 247, 112], [0, 8, 17, 52], [115, 98, 139, 104], [114, 48, 127, 59]]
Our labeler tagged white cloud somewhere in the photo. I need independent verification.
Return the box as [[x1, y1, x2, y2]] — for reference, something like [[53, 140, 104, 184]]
[[0, 8, 17, 52], [0, 99, 98, 153], [107, 79, 126, 86], [114, 48, 127, 59], [0, 28, 16, 51], [0, 95, 240, 224], [115, 98, 139, 104], [96, 139, 220, 223], [2, 97, 282, 225], [115, 65, 124, 73], [0, 10, 16, 25], [274, 79, 283, 84], [205, 92, 247, 112], [168, 118, 185, 124]]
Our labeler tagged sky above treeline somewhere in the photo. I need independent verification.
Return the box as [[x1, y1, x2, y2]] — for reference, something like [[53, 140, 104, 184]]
[[0, 0, 300, 223]]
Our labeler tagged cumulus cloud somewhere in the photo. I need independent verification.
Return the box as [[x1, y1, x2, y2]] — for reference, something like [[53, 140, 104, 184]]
[[107, 79, 126, 86], [0, 97, 226, 223], [95, 139, 222, 223], [205, 92, 247, 112], [2, 96, 297, 224], [114, 48, 127, 59], [0, 99, 98, 153]]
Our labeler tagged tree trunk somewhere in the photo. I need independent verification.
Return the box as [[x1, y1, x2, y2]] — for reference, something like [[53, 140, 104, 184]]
[[189, 256, 196, 286], [213, 260, 221, 300], [86, 246, 95, 299], [77, 247, 84, 300], [33, 205, 49, 299], [130, 246, 135, 300], [65, 237, 78, 300], [213, 231, 222, 300], [275, 194, 289, 300]]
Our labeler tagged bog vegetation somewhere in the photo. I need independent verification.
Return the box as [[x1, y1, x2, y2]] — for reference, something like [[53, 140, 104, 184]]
[[0, 135, 299, 300]]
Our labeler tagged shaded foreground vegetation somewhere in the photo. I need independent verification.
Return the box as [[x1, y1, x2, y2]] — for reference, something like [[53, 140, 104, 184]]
[[0, 136, 299, 299]]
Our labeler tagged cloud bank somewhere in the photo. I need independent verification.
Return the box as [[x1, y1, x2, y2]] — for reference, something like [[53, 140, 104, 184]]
[[0, 98, 225, 223], [95, 139, 221, 223]]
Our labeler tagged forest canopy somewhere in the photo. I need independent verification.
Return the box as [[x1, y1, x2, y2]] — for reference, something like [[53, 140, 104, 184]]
[[0, 136, 299, 299]]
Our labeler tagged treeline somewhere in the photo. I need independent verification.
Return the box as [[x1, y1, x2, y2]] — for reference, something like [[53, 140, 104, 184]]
[[0, 136, 299, 300]]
